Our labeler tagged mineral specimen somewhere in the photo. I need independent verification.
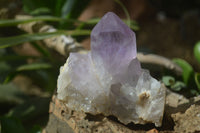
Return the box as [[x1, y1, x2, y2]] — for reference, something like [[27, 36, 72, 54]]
[[57, 12, 166, 127]]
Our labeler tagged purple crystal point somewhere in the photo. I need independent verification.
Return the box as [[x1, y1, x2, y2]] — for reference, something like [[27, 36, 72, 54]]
[[91, 12, 137, 76]]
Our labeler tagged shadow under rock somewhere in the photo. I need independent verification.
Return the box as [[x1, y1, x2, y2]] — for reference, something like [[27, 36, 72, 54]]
[[85, 113, 105, 122], [165, 97, 200, 115], [84, 95, 200, 131], [85, 113, 174, 131], [108, 114, 174, 131]]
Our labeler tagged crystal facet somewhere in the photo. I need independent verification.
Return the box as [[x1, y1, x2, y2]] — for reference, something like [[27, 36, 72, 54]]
[[57, 12, 166, 127], [91, 12, 137, 78]]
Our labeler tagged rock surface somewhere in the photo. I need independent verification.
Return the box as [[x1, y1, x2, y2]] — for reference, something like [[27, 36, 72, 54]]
[[44, 95, 141, 133], [172, 104, 200, 133], [43, 90, 200, 133], [57, 12, 166, 127]]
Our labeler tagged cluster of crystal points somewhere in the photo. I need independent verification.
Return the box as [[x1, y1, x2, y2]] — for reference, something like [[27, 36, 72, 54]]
[[57, 12, 166, 127]]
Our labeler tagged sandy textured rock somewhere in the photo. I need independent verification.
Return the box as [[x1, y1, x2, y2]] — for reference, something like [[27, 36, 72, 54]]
[[44, 95, 145, 133], [43, 90, 200, 133], [43, 94, 176, 133], [165, 90, 200, 133], [167, 93, 200, 133], [165, 89, 189, 108], [172, 104, 200, 132]]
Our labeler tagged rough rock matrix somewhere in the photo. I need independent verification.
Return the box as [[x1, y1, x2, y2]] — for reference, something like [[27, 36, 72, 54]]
[[57, 12, 166, 127]]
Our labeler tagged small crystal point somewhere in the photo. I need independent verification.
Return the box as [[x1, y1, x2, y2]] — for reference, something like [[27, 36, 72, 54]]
[[57, 12, 166, 127], [91, 12, 135, 40]]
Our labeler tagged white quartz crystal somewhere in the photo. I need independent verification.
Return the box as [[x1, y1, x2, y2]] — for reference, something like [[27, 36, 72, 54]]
[[57, 12, 166, 127]]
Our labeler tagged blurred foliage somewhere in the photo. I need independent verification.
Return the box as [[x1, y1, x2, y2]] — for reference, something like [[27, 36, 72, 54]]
[[0, 46, 58, 91], [173, 58, 193, 85], [162, 41, 200, 96], [0, 30, 91, 49], [195, 73, 200, 92], [194, 41, 200, 64], [0, 0, 139, 89], [162, 76, 185, 91], [22, 0, 90, 18], [1, 0, 199, 132], [114, 0, 130, 27], [7, 97, 50, 122], [22, 0, 91, 29], [29, 125, 42, 133], [0, 116, 26, 133], [0, 83, 27, 104], [0, 0, 140, 132]]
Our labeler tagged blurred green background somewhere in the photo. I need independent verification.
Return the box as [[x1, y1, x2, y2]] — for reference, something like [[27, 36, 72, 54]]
[[0, 0, 200, 132]]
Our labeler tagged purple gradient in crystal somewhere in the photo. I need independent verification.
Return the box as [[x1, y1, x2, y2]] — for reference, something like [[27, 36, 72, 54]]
[[91, 12, 137, 76]]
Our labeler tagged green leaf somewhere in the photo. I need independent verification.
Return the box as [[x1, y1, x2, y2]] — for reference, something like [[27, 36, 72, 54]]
[[194, 41, 200, 64], [0, 49, 5, 54], [31, 42, 51, 58], [0, 116, 26, 133], [195, 73, 200, 91], [29, 7, 52, 16], [76, 18, 139, 31], [0, 55, 38, 62], [22, 0, 55, 15], [0, 62, 11, 71], [162, 76, 175, 86], [62, 0, 76, 18], [22, 70, 57, 92], [0, 83, 26, 104], [0, 62, 11, 83], [0, 16, 80, 27], [60, 0, 91, 28], [16, 63, 52, 71], [3, 73, 17, 84], [190, 89, 199, 96], [171, 81, 186, 91], [0, 30, 91, 49], [54, 0, 66, 16], [173, 58, 194, 85], [21, 0, 90, 18], [129, 20, 140, 31], [29, 125, 42, 133], [0, 16, 139, 31], [7, 97, 50, 122], [114, 0, 131, 27], [62, 0, 91, 19]]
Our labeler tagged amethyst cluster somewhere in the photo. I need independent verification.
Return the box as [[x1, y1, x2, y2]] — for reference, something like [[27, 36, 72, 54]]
[[57, 12, 165, 127]]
